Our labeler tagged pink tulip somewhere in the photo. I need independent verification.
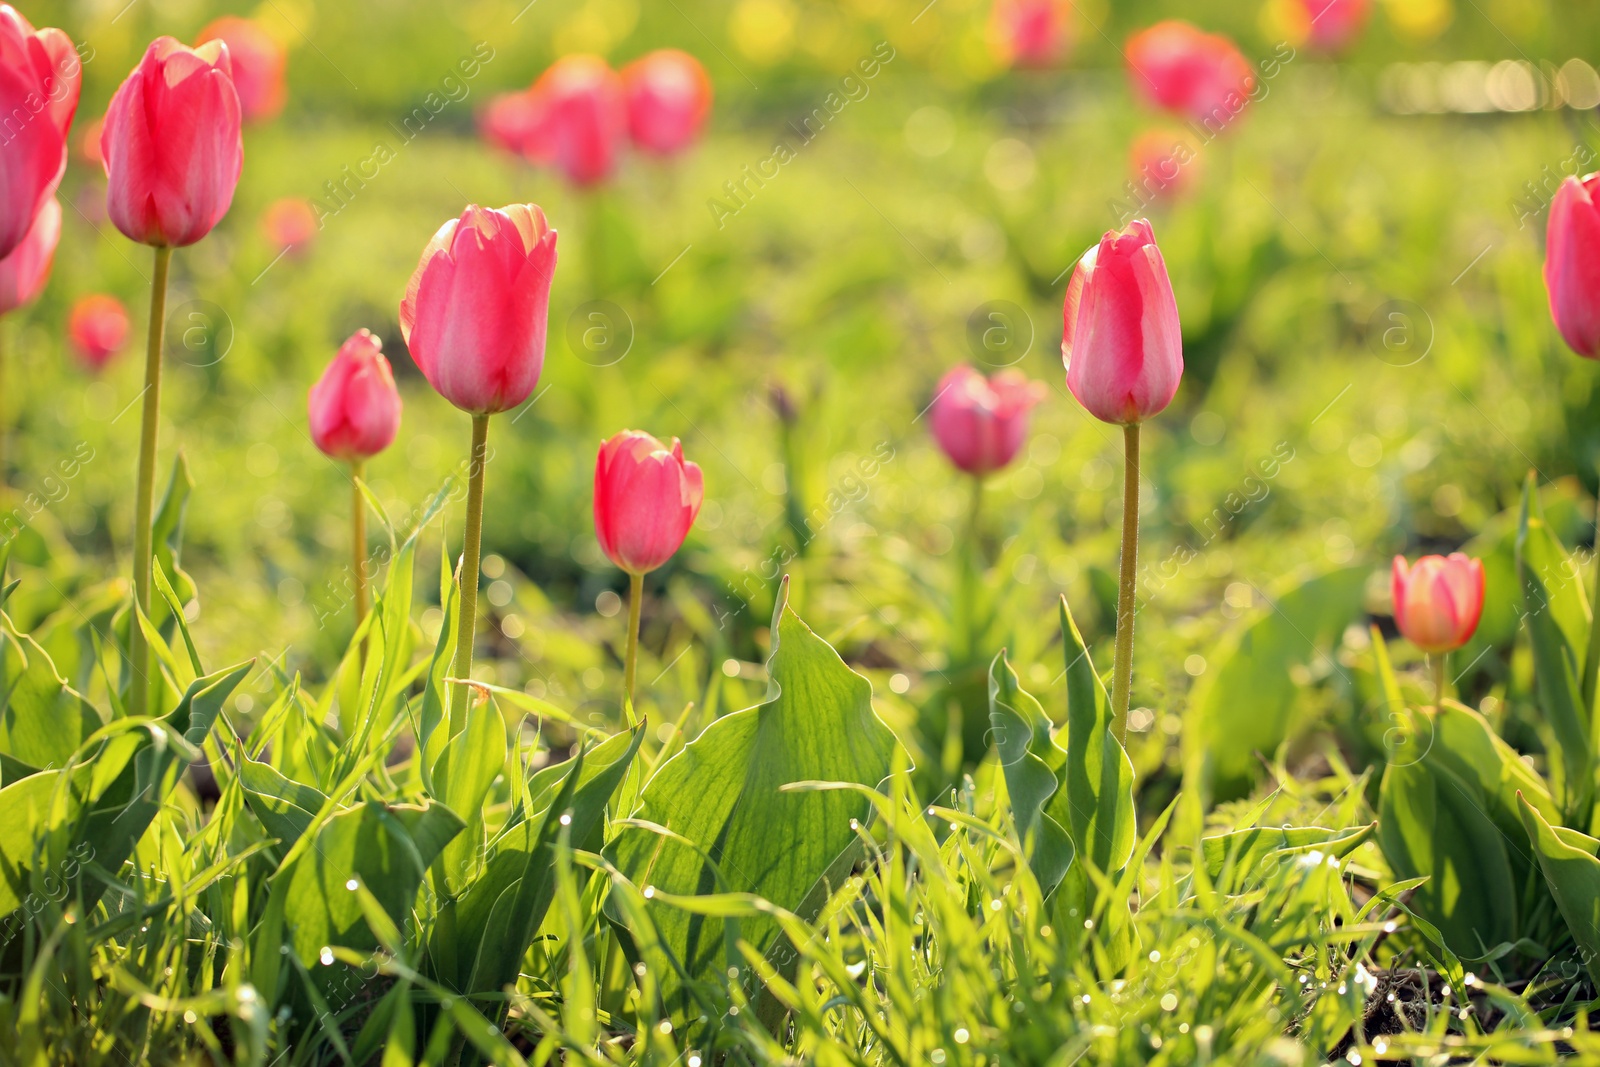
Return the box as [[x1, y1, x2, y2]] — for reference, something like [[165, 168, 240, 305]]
[[0, 196, 58, 314], [261, 197, 318, 257], [400, 203, 558, 415], [1125, 21, 1254, 128], [480, 90, 540, 156], [1129, 129, 1200, 201], [1062, 219, 1183, 425], [67, 293, 130, 371], [102, 37, 243, 248], [308, 329, 402, 462], [621, 50, 712, 156], [929, 365, 1045, 476], [1299, 0, 1371, 52], [595, 430, 704, 575], [524, 55, 626, 187], [1392, 554, 1484, 655], [195, 17, 285, 122], [0, 5, 79, 260], [1545, 174, 1600, 359], [989, 0, 1072, 69]]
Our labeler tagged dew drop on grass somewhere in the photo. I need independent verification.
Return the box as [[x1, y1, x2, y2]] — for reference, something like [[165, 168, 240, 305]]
[[345, 878, 358, 891], [1179, 1023, 1189, 1034], [930, 1051, 946, 1065], [954, 1027, 969, 1044], [183, 1010, 197, 1024], [559, 812, 572, 826], [658, 1021, 673, 1035], [319, 947, 333, 966], [643, 886, 656, 899], [688, 1056, 703, 1067], [1345, 1053, 1362, 1065], [634, 963, 646, 977], [1160, 993, 1178, 1012], [1148, 950, 1160, 963], [1080, 994, 1091, 1005]]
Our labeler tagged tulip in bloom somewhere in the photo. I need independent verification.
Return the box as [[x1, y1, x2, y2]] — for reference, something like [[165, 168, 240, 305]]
[[0, 5, 80, 259], [524, 55, 626, 187], [595, 431, 704, 575], [1129, 129, 1200, 202], [0, 196, 58, 314], [929, 365, 1046, 476], [101, 37, 244, 248], [1062, 219, 1184, 425], [989, 0, 1072, 69], [621, 50, 712, 156], [308, 329, 402, 462], [195, 17, 286, 122], [479, 90, 540, 156], [1544, 174, 1600, 359], [400, 203, 558, 415], [67, 293, 131, 370], [1125, 21, 1254, 129], [261, 197, 318, 257], [1297, 0, 1371, 53], [1391, 554, 1485, 654]]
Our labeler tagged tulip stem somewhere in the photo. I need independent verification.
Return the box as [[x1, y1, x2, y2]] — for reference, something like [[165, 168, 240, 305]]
[[1583, 492, 1600, 714], [624, 570, 643, 721], [129, 245, 172, 719], [959, 475, 984, 663], [450, 413, 490, 723], [1432, 653, 1446, 712], [351, 459, 368, 665], [1111, 422, 1141, 746]]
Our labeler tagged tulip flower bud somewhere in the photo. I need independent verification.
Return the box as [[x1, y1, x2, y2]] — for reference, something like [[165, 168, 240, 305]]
[[524, 55, 626, 187], [0, 197, 59, 315], [1391, 554, 1485, 655], [479, 90, 540, 156], [261, 197, 318, 258], [1296, 0, 1371, 53], [594, 430, 704, 575], [989, 0, 1073, 69], [195, 16, 286, 122], [101, 37, 244, 248], [400, 203, 558, 415], [1125, 20, 1254, 128], [1062, 219, 1184, 425], [621, 50, 712, 156], [1544, 174, 1600, 359], [308, 329, 402, 462], [1129, 129, 1200, 202], [0, 6, 80, 260], [929, 365, 1045, 476], [67, 293, 131, 371]]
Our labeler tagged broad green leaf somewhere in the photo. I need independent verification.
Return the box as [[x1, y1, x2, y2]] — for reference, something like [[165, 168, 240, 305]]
[[987, 650, 1073, 896], [1378, 756, 1518, 955], [1516, 474, 1592, 811], [1520, 795, 1600, 986], [238, 746, 330, 850], [1189, 566, 1368, 800], [1060, 598, 1136, 876], [432, 692, 508, 896], [1426, 701, 1558, 865], [0, 624, 101, 770], [607, 586, 899, 1029], [1201, 822, 1375, 883]]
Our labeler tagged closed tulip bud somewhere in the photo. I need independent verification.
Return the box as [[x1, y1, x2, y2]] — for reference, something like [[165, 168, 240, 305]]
[[195, 17, 286, 122], [594, 431, 704, 575], [621, 50, 712, 156], [261, 197, 318, 257], [929, 365, 1045, 476], [1297, 0, 1371, 53], [1129, 129, 1200, 201], [400, 203, 558, 415], [1544, 174, 1600, 358], [308, 329, 402, 462], [479, 90, 540, 156], [1392, 554, 1484, 654], [1125, 21, 1254, 129], [0, 5, 80, 260], [101, 37, 244, 248], [1062, 219, 1184, 425], [0, 196, 58, 315], [524, 55, 626, 187], [989, 0, 1073, 69], [67, 293, 131, 370]]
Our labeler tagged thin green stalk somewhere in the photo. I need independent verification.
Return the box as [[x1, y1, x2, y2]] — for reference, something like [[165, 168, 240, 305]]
[[1111, 422, 1141, 746], [1583, 491, 1600, 713], [351, 459, 368, 666], [129, 245, 173, 719], [624, 570, 643, 720], [450, 413, 490, 722], [1433, 653, 1446, 712], [959, 475, 984, 663]]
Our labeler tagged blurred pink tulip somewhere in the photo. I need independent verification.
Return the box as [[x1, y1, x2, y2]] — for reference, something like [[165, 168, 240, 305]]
[[195, 16, 285, 122], [1062, 219, 1183, 425], [1298, 0, 1371, 53], [621, 49, 712, 156], [1392, 554, 1484, 655], [1125, 21, 1254, 128], [67, 293, 130, 371], [261, 197, 318, 257], [1129, 129, 1200, 201], [989, 0, 1072, 69], [929, 365, 1045, 476], [0, 196, 59, 314], [0, 5, 79, 259], [308, 329, 402, 461], [1545, 174, 1600, 358], [101, 37, 243, 248], [524, 55, 626, 187], [595, 430, 704, 575], [480, 90, 540, 155], [400, 203, 558, 415]]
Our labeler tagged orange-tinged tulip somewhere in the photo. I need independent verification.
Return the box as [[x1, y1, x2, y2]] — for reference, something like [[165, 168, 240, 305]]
[[0, 5, 79, 259], [195, 16, 286, 122], [308, 329, 402, 462], [1391, 553, 1484, 654], [0, 196, 58, 314], [621, 50, 712, 156], [261, 197, 318, 257], [524, 55, 626, 187], [1129, 129, 1200, 201], [1125, 20, 1254, 128], [989, 0, 1072, 69], [594, 430, 704, 575], [67, 293, 130, 370], [1297, 0, 1371, 53]]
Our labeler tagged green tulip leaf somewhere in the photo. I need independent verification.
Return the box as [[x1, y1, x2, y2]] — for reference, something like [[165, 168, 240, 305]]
[[1060, 598, 1136, 877], [987, 649, 1074, 896], [1201, 822, 1376, 883], [238, 745, 331, 851], [1519, 794, 1600, 986], [0, 622, 102, 771]]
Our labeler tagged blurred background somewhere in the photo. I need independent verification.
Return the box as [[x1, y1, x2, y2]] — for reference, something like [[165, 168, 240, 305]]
[[8, 0, 1599, 794]]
